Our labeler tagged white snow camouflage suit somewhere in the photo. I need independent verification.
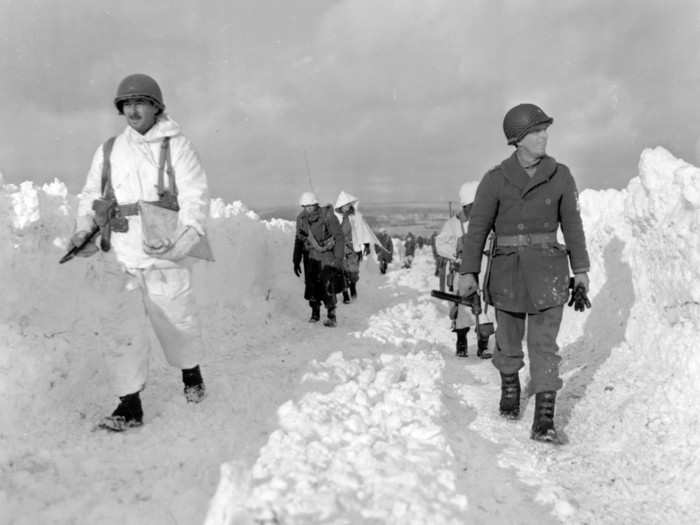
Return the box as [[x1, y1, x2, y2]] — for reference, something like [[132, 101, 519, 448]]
[[75, 114, 209, 396]]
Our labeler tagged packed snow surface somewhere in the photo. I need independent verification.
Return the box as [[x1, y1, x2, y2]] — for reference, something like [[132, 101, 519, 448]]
[[1, 146, 699, 525]]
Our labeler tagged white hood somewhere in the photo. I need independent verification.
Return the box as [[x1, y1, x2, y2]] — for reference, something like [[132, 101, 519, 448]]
[[334, 190, 359, 211], [333, 191, 380, 252]]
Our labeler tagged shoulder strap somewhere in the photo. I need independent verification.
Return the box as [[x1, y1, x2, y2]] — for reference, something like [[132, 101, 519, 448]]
[[101, 136, 117, 198], [157, 137, 178, 197]]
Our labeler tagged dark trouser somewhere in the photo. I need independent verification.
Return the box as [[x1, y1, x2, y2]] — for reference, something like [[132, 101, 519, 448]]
[[343, 252, 360, 286], [305, 259, 338, 310], [493, 306, 563, 393]]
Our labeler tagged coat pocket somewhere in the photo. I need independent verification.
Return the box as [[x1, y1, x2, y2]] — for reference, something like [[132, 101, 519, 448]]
[[486, 248, 519, 302], [521, 244, 570, 308]]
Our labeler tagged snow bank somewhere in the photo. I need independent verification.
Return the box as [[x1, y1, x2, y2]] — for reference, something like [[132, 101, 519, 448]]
[[552, 146, 700, 522], [240, 350, 467, 524], [0, 180, 296, 440]]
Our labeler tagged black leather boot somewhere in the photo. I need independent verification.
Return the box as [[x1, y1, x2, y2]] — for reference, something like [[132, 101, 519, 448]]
[[455, 328, 468, 358], [349, 281, 357, 299], [309, 302, 321, 322], [98, 391, 144, 431], [183, 365, 206, 403], [531, 391, 560, 443], [477, 334, 492, 359], [323, 307, 337, 327], [499, 372, 520, 419]]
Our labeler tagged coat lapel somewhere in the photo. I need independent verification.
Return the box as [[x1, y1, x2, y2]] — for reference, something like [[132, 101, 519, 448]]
[[521, 156, 557, 196], [501, 153, 529, 193]]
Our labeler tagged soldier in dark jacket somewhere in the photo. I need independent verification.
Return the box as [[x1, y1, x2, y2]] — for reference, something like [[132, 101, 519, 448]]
[[375, 228, 394, 274], [293, 192, 345, 327], [403, 232, 416, 268], [459, 103, 590, 443]]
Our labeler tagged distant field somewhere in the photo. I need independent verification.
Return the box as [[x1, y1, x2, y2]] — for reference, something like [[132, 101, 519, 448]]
[[258, 202, 459, 237]]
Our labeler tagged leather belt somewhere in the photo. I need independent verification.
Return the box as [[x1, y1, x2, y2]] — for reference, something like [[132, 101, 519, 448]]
[[496, 232, 558, 247], [117, 203, 139, 216]]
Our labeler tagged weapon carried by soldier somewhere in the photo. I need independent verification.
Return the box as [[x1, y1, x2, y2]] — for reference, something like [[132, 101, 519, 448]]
[[431, 289, 483, 340], [59, 223, 100, 264], [59, 197, 120, 264]]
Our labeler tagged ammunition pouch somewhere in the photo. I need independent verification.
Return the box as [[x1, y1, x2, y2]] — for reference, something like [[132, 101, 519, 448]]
[[110, 192, 180, 235], [92, 198, 116, 228]]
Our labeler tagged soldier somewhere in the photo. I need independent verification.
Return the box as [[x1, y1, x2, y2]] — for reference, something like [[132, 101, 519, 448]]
[[403, 232, 416, 268], [70, 73, 211, 431], [458, 103, 590, 443], [375, 227, 394, 274], [293, 192, 345, 326], [436, 182, 494, 359], [333, 191, 379, 303]]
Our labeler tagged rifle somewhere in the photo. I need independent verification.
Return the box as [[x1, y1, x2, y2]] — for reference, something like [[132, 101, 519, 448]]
[[59, 198, 118, 264], [59, 223, 100, 264], [482, 231, 496, 305], [431, 289, 483, 338]]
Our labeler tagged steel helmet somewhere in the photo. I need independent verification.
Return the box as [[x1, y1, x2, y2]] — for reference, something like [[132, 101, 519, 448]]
[[299, 191, 319, 206], [459, 181, 479, 205], [503, 103, 553, 145], [114, 74, 165, 114]]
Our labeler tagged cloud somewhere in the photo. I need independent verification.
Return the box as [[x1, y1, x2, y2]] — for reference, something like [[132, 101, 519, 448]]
[[2, 0, 700, 208]]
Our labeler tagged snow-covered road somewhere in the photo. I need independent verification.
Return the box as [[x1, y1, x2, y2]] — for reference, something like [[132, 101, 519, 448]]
[[2, 241, 555, 525], [205, 253, 560, 524]]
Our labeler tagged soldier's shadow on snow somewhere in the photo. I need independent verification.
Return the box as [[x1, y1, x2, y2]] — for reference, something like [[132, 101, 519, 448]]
[[552, 237, 633, 441]]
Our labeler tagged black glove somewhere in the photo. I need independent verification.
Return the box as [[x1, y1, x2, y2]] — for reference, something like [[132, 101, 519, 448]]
[[363, 243, 370, 256], [294, 263, 302, 277], [568, 283, 591, 312]]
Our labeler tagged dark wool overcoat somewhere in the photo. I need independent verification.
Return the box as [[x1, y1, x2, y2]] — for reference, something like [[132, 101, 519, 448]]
[[294, 205, 344, 265], [460, 153, 590, 313], [375, 232, 394, 263], [293, 205, 345, 297]]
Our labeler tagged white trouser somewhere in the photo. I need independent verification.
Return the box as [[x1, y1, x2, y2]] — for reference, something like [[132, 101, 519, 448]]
[[451, 274, 497, 330], [97, 262, 203, 396]]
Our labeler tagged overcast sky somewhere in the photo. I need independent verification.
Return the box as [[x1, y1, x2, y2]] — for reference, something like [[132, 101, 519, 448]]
[[1, 0, 699, 208]]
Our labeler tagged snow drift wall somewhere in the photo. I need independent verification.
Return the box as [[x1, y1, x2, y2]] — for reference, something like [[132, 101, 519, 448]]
[[0, 181, 297, 439], [554, 146, 700, 521]]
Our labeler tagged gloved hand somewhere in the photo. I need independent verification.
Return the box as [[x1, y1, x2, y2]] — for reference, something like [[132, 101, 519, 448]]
[[363, 243, 371, 256], [568, 272, 592, 312], [69, 230, 99, 257], [294, 263, 302, 277], [458, 273, 478, 298], [144, 226, 201, 261]]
